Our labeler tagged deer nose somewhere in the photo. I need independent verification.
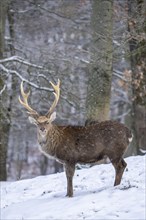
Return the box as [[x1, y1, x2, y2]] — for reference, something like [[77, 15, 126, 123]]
[[40, 127, 45, 132]]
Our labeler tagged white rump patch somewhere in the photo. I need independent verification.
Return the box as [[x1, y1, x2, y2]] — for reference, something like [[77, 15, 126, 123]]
[[129, 134, 133, 142]]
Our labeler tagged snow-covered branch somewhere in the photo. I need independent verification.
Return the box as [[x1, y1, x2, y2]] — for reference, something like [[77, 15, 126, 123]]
[[0, 56, 45, 70], [113, 70, 131, 82], [0, 64, 52, 92], [0, 85, 6, 96], [74, 56, 90, 64]]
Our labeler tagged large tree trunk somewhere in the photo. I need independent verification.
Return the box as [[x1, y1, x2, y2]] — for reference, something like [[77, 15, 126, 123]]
[[0, 0, 9, 180], [0, 0, 7, 58], [86, 0, 113, 122], [125, 0, 146, 156]]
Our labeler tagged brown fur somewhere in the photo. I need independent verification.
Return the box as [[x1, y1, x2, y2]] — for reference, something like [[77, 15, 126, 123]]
[[19, 81, 132, 197], [31, 117, 132, 197]]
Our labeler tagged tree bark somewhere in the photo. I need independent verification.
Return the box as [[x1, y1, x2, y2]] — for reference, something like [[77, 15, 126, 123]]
[[0, 0, 9, 180], [125, 0, 146, 156], [86, 0, 113, 122]]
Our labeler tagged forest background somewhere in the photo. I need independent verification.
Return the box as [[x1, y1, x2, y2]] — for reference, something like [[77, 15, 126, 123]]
[[0, 0, 146, 181]]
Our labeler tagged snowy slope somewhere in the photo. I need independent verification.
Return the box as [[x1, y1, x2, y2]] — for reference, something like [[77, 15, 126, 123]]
[[1, 155, 145, 220]]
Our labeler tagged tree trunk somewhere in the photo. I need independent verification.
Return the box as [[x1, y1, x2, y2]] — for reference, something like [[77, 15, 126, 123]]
[[86, 0, 113, 122], [125, 0, 146, 156], [0, 0, 9, 180], [0, 0, 7, 57]]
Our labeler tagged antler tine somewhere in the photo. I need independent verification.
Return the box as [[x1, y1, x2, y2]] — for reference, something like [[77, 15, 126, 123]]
[[19, 81, 39, 117], [46, 79, 60, 117]]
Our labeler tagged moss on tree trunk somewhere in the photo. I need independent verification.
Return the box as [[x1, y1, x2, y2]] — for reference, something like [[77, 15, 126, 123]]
[[86, 0, 113, 122]]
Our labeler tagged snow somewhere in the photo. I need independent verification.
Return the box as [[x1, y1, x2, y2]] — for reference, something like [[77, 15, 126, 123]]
[[1, 155, 145, 220]]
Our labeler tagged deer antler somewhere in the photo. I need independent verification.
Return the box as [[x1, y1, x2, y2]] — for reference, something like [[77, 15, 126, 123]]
[[19, 81, 39, 118], [46, 79, 60, 117]]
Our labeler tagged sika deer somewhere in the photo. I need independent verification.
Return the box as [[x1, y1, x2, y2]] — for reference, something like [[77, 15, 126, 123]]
[[19, 79, 132, 197]]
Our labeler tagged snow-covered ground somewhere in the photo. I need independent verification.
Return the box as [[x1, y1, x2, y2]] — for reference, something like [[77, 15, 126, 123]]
[[1, 155, 145, 220]]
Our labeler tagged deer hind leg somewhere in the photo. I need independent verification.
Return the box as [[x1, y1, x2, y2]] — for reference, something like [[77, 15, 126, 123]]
[[64, 162, 75, 197], [112, 158, 127, 186]]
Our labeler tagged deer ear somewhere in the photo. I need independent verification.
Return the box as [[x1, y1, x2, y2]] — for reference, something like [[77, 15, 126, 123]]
[[50, 112, 56, 122], [28, 116, 37, 125]]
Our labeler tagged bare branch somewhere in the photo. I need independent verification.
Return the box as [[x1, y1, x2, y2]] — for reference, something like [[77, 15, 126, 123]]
[[37, 5, 78, 25], [0, 56, 46, 70], [0, 64, 51, 91], [115, 109, 131, 120], [113, 87, 131, 104], [0, 85, 6, 96], [113, 70, 131, 82], [74, 56, 90, 64]]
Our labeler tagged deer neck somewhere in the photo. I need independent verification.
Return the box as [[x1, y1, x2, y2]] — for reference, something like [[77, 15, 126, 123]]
[[38, 124, 63, 157], [47, 125, 62, 145]]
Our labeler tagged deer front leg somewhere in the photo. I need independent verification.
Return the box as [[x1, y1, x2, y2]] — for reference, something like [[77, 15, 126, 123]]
[[64, 162, 75, 197]]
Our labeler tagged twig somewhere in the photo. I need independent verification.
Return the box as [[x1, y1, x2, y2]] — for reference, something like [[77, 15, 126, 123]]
[[0, 85, 6, 95]]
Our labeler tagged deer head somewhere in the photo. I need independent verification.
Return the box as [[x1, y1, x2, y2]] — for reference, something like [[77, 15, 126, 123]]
[[19, 79, 60, 136]]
